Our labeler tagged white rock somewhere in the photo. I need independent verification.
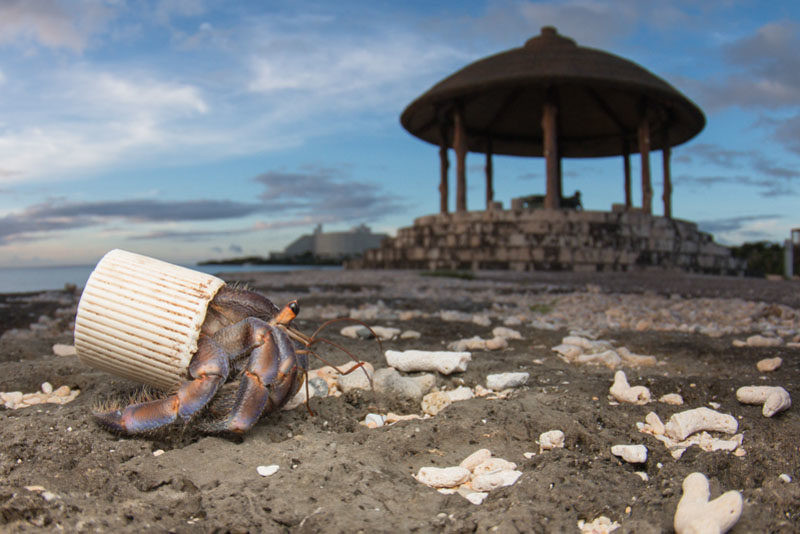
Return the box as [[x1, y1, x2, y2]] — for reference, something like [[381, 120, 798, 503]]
[[756, 357, 782, 372], [400, 330, 421, 339], [617, 346, 657, 366], [421, 391, 452, 416], [414, 466, 471, 488], [472, 458, 518, 476], [611, 444, 648, 464], [257, 465, 279, 477], [746, 334, 782, 347], [445, 386, 474, 402], [609, 371, 651, 405], [645, 412, 666, 435], [659, 393, 684, 405], [552, 343, 583, 360], [336, 362, 374, 393], [562, 336, 595, 350], [486, 372, 529, 390], [492, 326, 522, 340], [461, 490, 488, 505], [736, 386, 792, 417], [578, 516, 621, 534], [577, 350, 621, 368], [539, 430, 565, 452], [364, 413, 385, 428], [674, 472, 742, 534], [459, 449, 492, 471], [385, 350, 471, 375], [779, 473, 792, 483], [340, 325, 370, 339], [52, 344, 77, 357], [370, 326, 401, 341], [40, 382, 53, 394], [472, 314, 491, 326], [469, 470, 522, 492], [152, 449, 165, 457], [665, 407, 738, 441], [484, 337, 509, 351]]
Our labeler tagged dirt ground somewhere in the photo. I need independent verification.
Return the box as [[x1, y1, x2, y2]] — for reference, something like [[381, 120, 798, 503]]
[[0, 270, 798, 533]]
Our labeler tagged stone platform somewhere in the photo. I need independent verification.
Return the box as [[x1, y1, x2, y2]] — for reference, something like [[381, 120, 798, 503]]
[[352, 209, 743, 273]]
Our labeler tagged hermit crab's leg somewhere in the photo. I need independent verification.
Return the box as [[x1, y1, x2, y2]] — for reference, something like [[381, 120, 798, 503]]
[[93, 336, 232, 434], [201, 324, 301, 434]]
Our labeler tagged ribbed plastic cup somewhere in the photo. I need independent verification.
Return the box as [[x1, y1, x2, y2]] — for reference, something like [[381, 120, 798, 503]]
[[74, 249, 226, 390]]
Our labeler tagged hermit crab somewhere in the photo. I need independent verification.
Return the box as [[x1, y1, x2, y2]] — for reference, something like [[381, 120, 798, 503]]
[[74, 249, 369, 436]]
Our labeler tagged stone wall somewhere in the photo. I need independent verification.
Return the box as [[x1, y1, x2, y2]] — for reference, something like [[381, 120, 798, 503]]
[[352, 209, 743, 274]]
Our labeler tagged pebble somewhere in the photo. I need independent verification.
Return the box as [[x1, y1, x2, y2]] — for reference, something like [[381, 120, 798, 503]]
[[469, 470, 523, 492], [373, 368, 423, 401], [340, 325, 372, 339], [578, 516, 620, 534], [257, 465, 279, 477], [152, 449, 165, 457], [363, 413, 386, 428], [609, 371, 651, 405], [659, 393, 684, 405], [336, 362, 375, 393], [421, 391, 452, 416], [539, 430, 565, 452], [743, 335, 783, 347], [611, 444, 648, 464], [779, 474, 792, 483], [414, 466, 470, 488], [756, 357, 782, 372], [1, 385, 80, 409], [459, 449, 491, 471], [492, 326, 522, 340], [486, 372, 529, 390], [52, 344, 77, 357], [385, 350, 471, 375], [400, 330, 421, 339], [736, 385, 792, 417], [445, 386, 474, 402]]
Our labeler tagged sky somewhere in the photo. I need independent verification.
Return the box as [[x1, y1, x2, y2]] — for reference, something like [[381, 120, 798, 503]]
[[0, 0, 798, 267]]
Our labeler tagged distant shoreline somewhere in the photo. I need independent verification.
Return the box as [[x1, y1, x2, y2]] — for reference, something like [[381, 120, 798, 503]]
[[197, 255, 343, 267]]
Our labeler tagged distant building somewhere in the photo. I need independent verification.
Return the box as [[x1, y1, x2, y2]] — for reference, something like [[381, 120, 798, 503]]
[[277, 224, 388, 260]]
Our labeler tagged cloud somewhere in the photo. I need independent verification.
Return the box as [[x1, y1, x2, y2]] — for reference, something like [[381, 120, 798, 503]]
[[697, 214, 786, 244], [691, 21, 800, 111], [255, 167, 408, 222], [674, 143, 800, 196], [0, 166, 404, 245], [0, 0, 115, 52]]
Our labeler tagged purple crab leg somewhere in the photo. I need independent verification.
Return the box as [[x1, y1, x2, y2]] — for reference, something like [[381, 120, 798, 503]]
[[201, 324, 301, 434], [94, 336, 231, 434]]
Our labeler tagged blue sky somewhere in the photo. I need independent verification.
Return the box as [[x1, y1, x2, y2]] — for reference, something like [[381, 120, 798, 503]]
[[0, 0, 798, 267]]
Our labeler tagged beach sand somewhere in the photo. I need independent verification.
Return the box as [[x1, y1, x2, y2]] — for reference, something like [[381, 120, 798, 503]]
[[0, 270, 798, 532]]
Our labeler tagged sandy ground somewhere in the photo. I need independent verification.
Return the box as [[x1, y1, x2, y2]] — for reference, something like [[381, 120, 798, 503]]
[[0, 270, 798, 533]]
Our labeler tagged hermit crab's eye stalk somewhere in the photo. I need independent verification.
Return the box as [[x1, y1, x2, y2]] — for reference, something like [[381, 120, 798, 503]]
[[289, 301, 300, 316]]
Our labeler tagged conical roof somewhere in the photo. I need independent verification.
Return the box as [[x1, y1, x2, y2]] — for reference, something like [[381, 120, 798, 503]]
[[401, 27, 705, 158]]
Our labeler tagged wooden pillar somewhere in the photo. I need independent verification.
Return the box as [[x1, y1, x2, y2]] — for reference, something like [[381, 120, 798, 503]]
[[623, 142, 632, 209], [485, 139, 494, 209], [638, 118, 652, 215], [662, 145, 672, 218], [542, 98, 560, 209], [453, 107, 467, 212], [438, 122, 449, 214]]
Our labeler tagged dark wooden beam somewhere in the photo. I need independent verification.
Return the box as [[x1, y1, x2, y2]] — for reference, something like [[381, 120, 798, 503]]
[[453, 107, 468, 212]]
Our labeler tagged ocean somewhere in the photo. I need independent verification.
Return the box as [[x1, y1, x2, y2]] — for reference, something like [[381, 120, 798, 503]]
[[0, 263, 341, 294]]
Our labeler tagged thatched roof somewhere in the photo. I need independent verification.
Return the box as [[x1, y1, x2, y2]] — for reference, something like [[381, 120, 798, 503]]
[[401, 27, 705, 157]]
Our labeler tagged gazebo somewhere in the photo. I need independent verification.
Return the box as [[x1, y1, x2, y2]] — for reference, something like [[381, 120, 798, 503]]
[[400, 26, 705, 217], [353, 27, 741, 274]]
